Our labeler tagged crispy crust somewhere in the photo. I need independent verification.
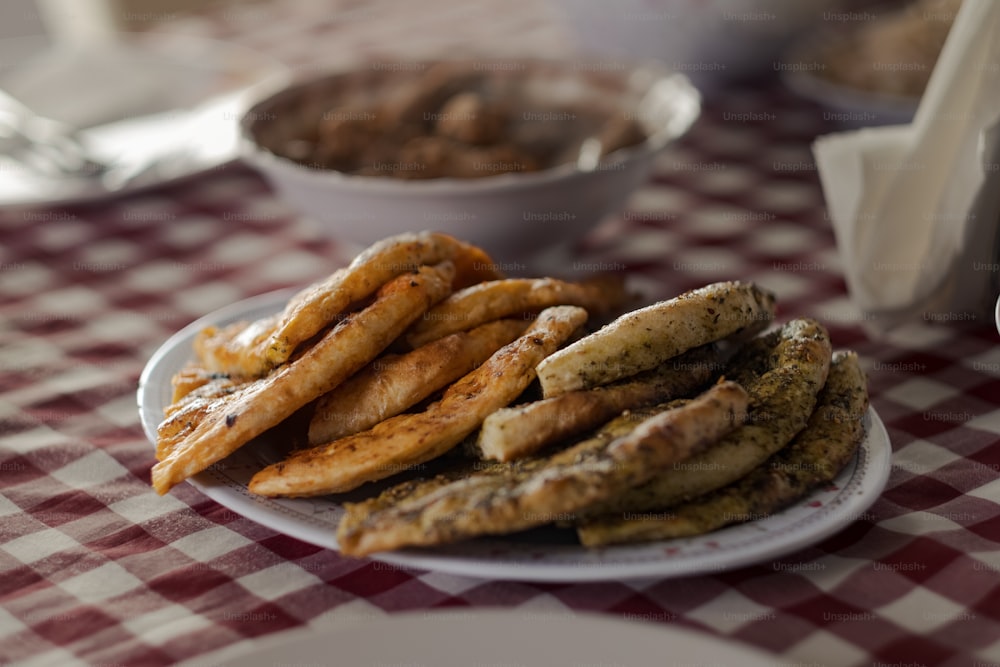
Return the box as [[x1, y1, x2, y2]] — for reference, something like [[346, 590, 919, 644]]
[[535, 281, 776, 397], [308, 319, 529, 444], [156, 371, 250, 460], [476, 343, 723, 462], [194, 232, 500, 377], [404, 275, 628, 348], [336, 380, 749, 556], [578, 350, 867, 546], [577, 318, 833, 519], [151, 263, 455, 495], [248, 305, 588, 497], [168, 366, 242, 406], [193, 314, 279, 379]]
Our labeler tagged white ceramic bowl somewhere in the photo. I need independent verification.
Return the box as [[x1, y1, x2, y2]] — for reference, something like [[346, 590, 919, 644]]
[[239, 58, 699, 260]]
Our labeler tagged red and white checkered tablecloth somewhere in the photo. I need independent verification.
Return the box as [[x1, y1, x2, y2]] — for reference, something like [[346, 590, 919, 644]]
[[2, 2, 1000, 666]]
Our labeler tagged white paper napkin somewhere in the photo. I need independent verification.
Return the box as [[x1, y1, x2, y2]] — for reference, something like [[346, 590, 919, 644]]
[[813, 0, 1000, 333]]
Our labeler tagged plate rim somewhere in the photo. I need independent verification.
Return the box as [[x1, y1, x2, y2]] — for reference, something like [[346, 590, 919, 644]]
[[139, 289, 892, 582]]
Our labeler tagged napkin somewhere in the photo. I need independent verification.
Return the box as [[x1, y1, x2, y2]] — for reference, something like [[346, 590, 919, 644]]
[[813, 0, 1000, 333]]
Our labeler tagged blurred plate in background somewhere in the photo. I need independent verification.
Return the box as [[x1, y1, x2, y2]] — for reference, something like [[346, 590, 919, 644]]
[[181, 609, 789, 667], [0, 33, 289, 206]]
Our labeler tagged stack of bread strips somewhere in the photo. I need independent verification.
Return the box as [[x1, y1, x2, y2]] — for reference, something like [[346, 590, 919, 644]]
[[337, 281, 847, 556], [577, 351, 868, 545], [151, 232, 629, 496], [151, 232, 868, 558], [477, 281, 777, 461], [337, 380, 750, 556]]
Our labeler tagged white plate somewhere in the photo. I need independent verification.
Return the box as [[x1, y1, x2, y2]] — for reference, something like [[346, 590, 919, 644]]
[[181, 610, 788, 667], [0, 34, 289, 206], [138, 290, 893, 582]]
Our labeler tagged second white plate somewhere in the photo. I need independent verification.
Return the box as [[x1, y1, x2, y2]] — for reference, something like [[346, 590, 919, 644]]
[[181, 609, 788, 667], [139, 289, 893, 582], [0, 33, 289, 206]]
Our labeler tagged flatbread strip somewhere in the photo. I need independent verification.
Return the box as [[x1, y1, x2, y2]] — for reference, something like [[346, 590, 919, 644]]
[[476, 343, 723, 462], [169, 366, 242, 405], [151, 264, 455, 495], [404, 275, 628, 349], [156, 372, 251, 459], [336, 380, 749, 556], [195, 231, 500, 377], [248, 305, 589, 497], [579, 317, 832, 519], [536, 281, 776, 397], [578, 350, 867, 546], [308, 318, 529, 444]]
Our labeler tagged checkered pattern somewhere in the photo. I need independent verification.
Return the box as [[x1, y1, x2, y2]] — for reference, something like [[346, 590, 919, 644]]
[[2, 1, 999, 666]]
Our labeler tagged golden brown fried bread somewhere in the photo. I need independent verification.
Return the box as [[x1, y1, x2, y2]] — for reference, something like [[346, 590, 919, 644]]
[[476, 343, 723, 462], [195, 232, 500, 377], [168, 365, 244, 406], [248, 305, 588, 497], [405, 274, 628, 348], [308, 318, 529, 444], [151, 263, 455, 495]]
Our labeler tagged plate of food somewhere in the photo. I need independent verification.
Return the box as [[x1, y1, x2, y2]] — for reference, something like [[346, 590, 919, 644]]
[[139, 232, 891, 581]]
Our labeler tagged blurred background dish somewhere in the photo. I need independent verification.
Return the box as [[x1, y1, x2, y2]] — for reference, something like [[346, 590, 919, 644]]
[[0, 32, 289, 205], [240, 58, 700, 262], [782, 0, 959, 126], [781, 53, 921, 128], [548, 0, 843, 92], [549, 0, 959, 128], [0, 33, 282, 129]]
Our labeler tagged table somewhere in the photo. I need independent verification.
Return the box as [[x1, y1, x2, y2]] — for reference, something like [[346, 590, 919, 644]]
[[2, 2, 1000, 666]]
